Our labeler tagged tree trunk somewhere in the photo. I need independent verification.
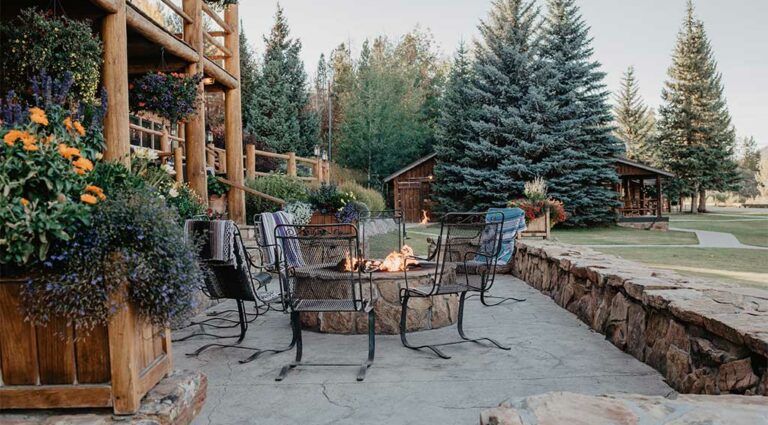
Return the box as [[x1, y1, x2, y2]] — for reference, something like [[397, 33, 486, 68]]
[[697, 188, 707, 213], [678, 196, 683, 213], [689, 191, 697, 214]]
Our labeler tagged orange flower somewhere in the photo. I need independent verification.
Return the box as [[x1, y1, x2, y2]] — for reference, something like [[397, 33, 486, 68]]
[[138, 101, 146, 108], [80, 193, 98, 205], [29, 107, 49, 126], [58, 143, 81, 160], [64, 117, 73, 131], [73, 157, 94, 172], [22, 142, 38, 151], [45, 134, 55, 144], [85, 184, 106, 200], [4, 130, 23, 146], [20, 198, 29, 207], [73, 121, 86, 137], [74, 167, 86, 175]]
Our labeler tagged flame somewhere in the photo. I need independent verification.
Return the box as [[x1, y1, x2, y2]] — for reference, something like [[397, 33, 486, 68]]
[[420, 210, 429, 225], [378, 245, 417, 272]]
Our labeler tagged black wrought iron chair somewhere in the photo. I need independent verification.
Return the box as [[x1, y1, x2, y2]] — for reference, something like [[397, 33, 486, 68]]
[[399, 212, 511, 359], [181, 219, 295, 363], [274, 223, 375, 381], [358, 209, 405, 258]]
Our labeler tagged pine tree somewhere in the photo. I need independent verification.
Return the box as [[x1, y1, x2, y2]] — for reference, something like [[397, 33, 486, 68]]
[[613, 66, 655, 163], [433, 43, 475, 212], [656, 1, 740, 213], [251, 4, 315, 155], [538, 0, 624, 226], [239, 30, 260, 137], [456, 0, 547, 211]]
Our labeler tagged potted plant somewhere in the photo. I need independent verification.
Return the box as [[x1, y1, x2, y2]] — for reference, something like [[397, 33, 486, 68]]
[[129, 71, 203, 132], [508, 177, 568, 238], [0, 75, 202, 414], [208, 174, 228, 214]]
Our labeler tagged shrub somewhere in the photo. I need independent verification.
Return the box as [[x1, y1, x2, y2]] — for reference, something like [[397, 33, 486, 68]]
[[245, 174, 308, 221], [308, 184, 346, 214], [508, 198, 568, 225], [129, 72, 203, 125], [23, 187, 204, 331], [339, 181, 386, 212], [207, 174, 228, 197], [0, 75, 106, 268], [336, 200, 370, 224], [283, 201, 312, 226], [0, 9, 103, 102]]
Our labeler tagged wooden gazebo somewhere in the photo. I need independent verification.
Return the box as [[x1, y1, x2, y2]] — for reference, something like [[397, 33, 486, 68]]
[[613, 157, 675, 230]]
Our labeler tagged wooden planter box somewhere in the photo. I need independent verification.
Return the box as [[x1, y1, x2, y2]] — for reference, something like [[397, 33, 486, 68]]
[[308, 211, 339, 225], [0, 277, 172, 415], [521, 210, 551, 239], [209, 194, 227, 215]]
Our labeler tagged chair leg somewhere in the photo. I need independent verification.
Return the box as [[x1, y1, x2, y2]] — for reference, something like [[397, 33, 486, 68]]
[[399, 295, 451, 359], [357, 309, 376, 381], [478, 290, 526, 307], [185, 301, 250, 356], [175, 300, 251, 343], [457, 292, 511, 351], [276, 311, 302, 381]]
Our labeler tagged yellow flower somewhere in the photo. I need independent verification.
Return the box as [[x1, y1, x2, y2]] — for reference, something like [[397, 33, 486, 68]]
[[80, 193, 98, 205], [29, 107, 49, 126], [73, 121, 86, 137], [58, 143, 81, 160], [73, 157, 94, 172], [20, 198, 29, 207]]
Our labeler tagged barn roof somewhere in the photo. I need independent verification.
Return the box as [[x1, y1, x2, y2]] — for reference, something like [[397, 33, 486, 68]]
[[383, 153, 436, 183], [614, 156, 675, 178]]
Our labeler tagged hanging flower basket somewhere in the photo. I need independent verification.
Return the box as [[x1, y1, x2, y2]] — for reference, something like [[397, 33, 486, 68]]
[[129, 72, 203, 126]]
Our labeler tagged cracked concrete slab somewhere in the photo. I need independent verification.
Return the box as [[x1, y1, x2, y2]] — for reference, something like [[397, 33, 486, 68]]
[[173, 276, 672, 425]]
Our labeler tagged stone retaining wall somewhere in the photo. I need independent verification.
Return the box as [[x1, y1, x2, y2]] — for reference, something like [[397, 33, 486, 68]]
[[512, 240, 767, 395]]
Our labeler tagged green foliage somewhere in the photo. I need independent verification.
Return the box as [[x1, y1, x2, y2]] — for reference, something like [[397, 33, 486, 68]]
[[336, 200, 369, 223], [0, 94, 103, 267], [0, 9, 102, 101], [240, 30, 260, 137], [245, 174, 309, 220], [207, 174, 228, 197], [283, 201, 313, 225], [338, 181, 385, 212], [655, 1, 740, 211], [336, 29, 444, 185], [307, 183, 345, 214], [613, 66, 656, 163], [23, 187, 204, 331]]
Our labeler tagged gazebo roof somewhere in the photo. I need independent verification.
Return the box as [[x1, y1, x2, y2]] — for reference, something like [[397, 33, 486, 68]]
[[614, 157, 674, 178]]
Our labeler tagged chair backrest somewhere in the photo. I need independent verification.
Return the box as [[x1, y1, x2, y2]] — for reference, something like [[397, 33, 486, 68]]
[[274, 223, 366, 312], [485, 207, 526, 264], [184, 219, 257, 302], [256, 211, 298, 269], [358, 209, 405, 258]]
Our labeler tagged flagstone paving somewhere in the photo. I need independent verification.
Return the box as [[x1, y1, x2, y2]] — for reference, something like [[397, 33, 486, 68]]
[[173, 276, 671, 425]]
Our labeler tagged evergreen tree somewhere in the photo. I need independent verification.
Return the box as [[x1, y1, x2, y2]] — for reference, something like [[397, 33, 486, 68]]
[[457, 0, 548, 211], [613, 66, 655, 163], [656, 1, 740, 212], [736, 136, 761, 200], [538, 0, 623, 226], [433, 43, 475, 212], [239, 29, 260, 137], [251, 4, 315, 155]]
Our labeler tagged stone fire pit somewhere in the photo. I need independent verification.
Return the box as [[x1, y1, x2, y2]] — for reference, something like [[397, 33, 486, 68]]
[[297, 262, 459, 334]]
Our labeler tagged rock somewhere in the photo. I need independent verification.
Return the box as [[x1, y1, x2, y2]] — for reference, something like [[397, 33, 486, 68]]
[[626, 303, 647, 360], [718, 358, 759, 393], [319, 311, 355, 334], [479, 407, 524, 425], [665, 346, 692, 389], [682, 367, 718, 394]]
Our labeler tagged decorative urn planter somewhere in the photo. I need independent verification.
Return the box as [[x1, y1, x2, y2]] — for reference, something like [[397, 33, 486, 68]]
[[209, 194, 228, 215], [0, 274, 173, 415]]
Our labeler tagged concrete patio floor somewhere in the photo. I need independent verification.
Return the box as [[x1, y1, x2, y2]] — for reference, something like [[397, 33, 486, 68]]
[[173, 276, 672, 425]]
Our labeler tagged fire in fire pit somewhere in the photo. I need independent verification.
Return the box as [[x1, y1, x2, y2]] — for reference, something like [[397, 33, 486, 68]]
[[338, 245, 419, 272]]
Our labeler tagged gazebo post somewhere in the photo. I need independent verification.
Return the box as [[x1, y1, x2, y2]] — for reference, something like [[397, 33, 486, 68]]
[[224, 4, 245, 224], [656, 175, 662, 218], [183, 0, 208, 202], [101, 0, 130, 166]]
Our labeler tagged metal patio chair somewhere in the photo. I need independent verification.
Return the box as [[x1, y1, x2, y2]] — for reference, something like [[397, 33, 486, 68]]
[[358, 209, 405, 258], [180, 219, 295, 363], [274, 223, 375, 382], [399, 212, 511, 359]]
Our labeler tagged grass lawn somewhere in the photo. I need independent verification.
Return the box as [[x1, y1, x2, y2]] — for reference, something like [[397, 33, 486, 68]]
[[670, 217, 768, 247], [551, 225, 698, 246], [366, 224, 441, 258], [594, 247, 768, 289]]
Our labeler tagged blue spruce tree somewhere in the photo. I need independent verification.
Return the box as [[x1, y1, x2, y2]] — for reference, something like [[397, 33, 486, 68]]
[[459, 0, 548, 211], [538, 0, 623, 226]]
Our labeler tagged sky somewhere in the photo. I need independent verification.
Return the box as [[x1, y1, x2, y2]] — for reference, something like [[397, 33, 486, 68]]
[[238, 0, 768, 149]]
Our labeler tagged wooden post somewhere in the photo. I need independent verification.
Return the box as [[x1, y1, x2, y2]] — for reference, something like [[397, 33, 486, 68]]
[[160, 128, 170, 164], [206, 143, 216, 169], [101, 0, 130, 166], [245, 144, 256, 179], [183, 0, 207, 203], [315, 160, 323, 184], [656, 175, 662, 218], [287, 152, 297, 177], [323, 160, 330, 184], [174, 147, 184, 184], [107, 284, 140, 414]]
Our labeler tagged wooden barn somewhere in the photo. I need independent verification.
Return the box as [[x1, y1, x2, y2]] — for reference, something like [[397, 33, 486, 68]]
[[383, 153, 436, 223]]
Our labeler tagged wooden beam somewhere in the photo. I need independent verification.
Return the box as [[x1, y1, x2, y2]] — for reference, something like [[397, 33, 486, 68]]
[[89, 0, 118, 13], [203, 58, 238, 90], [107, 284, 141, 414], [224, 4, 245, 224], [217, 177, 286, 206], [656, 175, 663, 218], [245, 145, 256, 179], [183, 0, 208, 201], [126, 4, 199, 64], [160, 0, 192, 23], [102, 0, 131, 165], [204, 32, 232, 58], [0, 385, 113, 410], [202, 3, 232, 33]]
